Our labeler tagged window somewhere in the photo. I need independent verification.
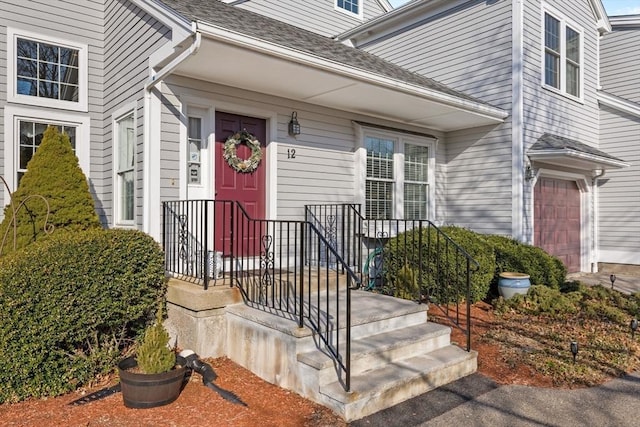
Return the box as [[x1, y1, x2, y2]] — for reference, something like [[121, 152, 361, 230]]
[[16, 38, 79, 102], [365, 137, 394, 219], [543, 10, 582, 98], [116, 113, 135, 224], [335, 0, 362, 18], [363, 132, 433, 220], [18, 120, 76, 183], [188, 117, 202, 185], [8, 28, 88, 111], [403, 144, 429, 220]]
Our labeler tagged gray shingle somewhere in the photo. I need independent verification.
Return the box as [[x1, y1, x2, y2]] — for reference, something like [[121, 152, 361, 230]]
[[530, 133, 625, 162], [157, 0, 493, 106]]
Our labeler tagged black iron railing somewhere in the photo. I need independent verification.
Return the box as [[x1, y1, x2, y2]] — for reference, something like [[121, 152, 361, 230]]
[[163, 200, 234, 290], [305, 204, 479, 352], [162, 200, 359, 390]]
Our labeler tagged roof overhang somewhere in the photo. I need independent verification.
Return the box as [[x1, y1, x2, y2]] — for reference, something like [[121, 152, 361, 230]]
[[168, 23, 507, 132], [528, 150, 628, 170]]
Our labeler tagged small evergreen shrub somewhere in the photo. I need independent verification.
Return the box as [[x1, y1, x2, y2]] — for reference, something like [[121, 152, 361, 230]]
[[136, 307, 176, 374], [0, 228, 165, 403], [0, 126, 101, 255]]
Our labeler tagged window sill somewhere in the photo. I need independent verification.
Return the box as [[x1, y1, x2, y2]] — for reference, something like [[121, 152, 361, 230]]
[[541, 84, 584, 105]]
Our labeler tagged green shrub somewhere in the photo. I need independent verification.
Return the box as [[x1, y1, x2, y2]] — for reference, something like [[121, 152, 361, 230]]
[[0, 228, 165, 403], [494, 285, 581, 317], [484, 234, 566, 291], [0, 126, 101, 255], [136, 308, 176, 374], [382, 225, 495, 303]]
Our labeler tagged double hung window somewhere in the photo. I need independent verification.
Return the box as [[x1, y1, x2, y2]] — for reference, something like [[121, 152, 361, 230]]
[[364, 132, 433, 220], [116, 113, 135, 224], [543, 9, 582, 98]]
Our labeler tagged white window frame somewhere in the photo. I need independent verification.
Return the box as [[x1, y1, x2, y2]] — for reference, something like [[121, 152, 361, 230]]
[[335, 0, 363, 19], [7, 27, 88, 112], [113, 106, 137, 226], [540, 5, 584, 102], [357, 125, 436, 221], [3, 105, 91, 204]]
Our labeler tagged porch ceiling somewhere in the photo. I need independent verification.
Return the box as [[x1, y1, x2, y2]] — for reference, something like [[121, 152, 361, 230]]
[[172, 36, 506, 132]]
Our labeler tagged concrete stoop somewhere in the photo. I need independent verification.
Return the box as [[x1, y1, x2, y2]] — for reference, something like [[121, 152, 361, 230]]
[[224, 290, 478, 422]]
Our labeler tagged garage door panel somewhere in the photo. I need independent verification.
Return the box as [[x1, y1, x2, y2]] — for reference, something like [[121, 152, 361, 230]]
[[534, 177, 581, 273]]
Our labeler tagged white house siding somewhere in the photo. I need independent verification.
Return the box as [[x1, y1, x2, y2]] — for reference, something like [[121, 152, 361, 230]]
[[0, 0, 104, 212], [103, 0, 171, 227], [356, 0, 515, 235], [277, 144, 354, 220], [601, 27, 640, 103], [598, 106, 640, 265], [233, 0, 388, 37], [443, 122, 514, 235]]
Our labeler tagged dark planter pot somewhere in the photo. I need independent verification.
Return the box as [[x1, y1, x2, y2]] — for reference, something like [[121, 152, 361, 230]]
[[118, 355, 187, 409]]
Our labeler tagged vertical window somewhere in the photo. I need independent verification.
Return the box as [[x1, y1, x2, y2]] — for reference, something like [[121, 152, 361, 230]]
[[403, 144, 429, 220], [188, 117, 202, 185], [18, 120, 76, 183], [544, 13, 560, 90], [116, 113, 135, 223], [365, 137, 394, 219], [543, 10, 581, 98]]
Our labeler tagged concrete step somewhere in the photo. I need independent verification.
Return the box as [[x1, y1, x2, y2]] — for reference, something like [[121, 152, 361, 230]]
[[298, 322, 451, 386], [320, 345, 478, 422]]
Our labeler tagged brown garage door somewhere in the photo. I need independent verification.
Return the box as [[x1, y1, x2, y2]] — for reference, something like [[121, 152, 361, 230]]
[[534, 177, 581, 273]]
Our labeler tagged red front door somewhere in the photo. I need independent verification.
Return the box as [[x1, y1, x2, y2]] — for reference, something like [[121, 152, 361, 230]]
[[215, 112, 267, 255]]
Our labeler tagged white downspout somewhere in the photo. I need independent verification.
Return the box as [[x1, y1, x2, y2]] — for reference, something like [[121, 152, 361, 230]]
[[142, 29, 201, 239], [591, 169, 606, 273]]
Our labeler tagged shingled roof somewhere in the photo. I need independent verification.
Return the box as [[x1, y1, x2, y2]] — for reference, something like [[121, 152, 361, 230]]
[[530, 133, 625, 163], [156, 0, 494, 108]]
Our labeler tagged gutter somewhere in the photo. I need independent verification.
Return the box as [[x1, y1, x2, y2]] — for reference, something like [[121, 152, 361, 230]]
[[143, 28, 201, 237]]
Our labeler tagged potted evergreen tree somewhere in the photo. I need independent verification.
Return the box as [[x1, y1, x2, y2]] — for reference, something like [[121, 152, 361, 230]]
[[118, 305, 187, 408]]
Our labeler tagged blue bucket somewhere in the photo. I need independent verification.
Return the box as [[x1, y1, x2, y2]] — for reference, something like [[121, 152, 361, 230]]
[[498, 272, 531, 299]]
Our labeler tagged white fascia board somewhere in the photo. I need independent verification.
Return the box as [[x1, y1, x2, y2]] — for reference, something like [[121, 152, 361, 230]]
[[529, 150, 629, 169], [589, 0, 612, 32], [598, 91, 640, 118], [377, 0, 393, 13], [195, 21, 508, 122]]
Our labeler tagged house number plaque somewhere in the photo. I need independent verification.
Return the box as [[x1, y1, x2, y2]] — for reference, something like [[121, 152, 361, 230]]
[[287, 148, 296, 159]]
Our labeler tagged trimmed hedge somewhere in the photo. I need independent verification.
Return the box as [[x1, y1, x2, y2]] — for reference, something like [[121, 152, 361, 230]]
[[382, 225, 495, 303], [0, 228, 165, 403], [382, 225, 567, 304], [484, 234, 567, 290]]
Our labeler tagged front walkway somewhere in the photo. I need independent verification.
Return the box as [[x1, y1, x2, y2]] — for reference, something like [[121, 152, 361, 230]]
[[567, 271, 640, 295]]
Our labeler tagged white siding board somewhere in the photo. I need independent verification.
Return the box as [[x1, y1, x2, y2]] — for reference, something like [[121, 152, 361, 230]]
[[598, 106, 640, 257], [601, 29, 640, 103], [362, 0, 513, 108]]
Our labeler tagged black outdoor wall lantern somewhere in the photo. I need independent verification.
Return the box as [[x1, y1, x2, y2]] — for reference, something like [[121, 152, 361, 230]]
[[288, 111, 301, 136]]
